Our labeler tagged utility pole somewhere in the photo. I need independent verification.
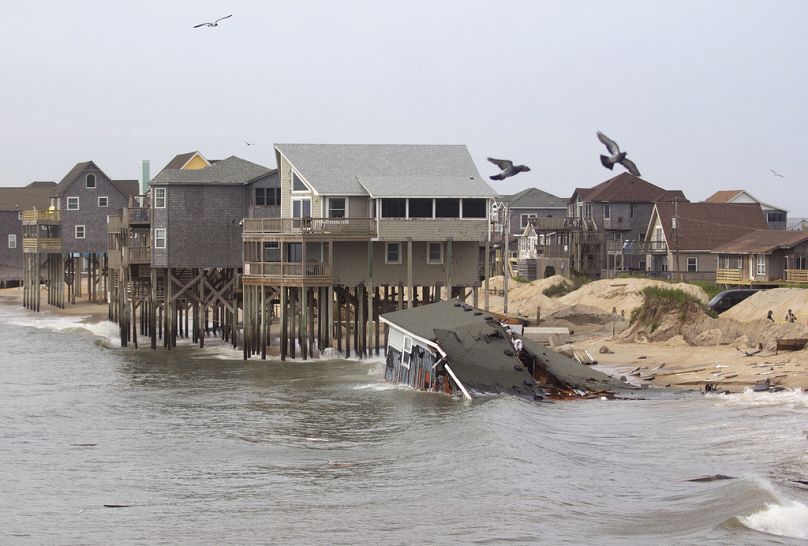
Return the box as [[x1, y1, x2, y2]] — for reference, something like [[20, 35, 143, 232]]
[[503, 201, 510, 315]]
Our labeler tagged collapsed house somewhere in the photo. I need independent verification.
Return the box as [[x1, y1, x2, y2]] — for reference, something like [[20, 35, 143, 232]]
[[380, 299, 636, 400]]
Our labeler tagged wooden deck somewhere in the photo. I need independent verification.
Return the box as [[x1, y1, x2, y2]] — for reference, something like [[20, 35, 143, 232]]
[[242, 217, 377, 240], [22, 210, 60, 225], [22, 237, 61, 253]]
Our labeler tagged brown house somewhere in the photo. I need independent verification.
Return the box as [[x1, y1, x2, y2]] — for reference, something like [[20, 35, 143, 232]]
[[712, 230, 808, 285], [643, 202, 767, 280]]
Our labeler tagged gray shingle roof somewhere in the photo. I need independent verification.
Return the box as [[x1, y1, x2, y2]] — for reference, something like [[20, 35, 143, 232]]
[[110, 179, 139, 197], [0, 184, 56, 211], [275, 143, 493, 196], [380, 298, 499, 341], [504, 187, 568, 208], [358, 175, 495, 198], [150, 156, 274, 186], [53, 161, 96, 195]]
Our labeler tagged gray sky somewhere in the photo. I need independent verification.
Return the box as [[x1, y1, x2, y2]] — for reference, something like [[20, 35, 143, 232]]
[[2, 1, 806, 214]]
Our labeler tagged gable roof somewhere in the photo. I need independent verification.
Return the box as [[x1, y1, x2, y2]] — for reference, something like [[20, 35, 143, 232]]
[[150, 156, 274, 186], [161, 151, 211, 171], [704, 189, 787, 213], [504, 187, 567, 208], [571, 172, 687, 204], [110, 179, 139, 197], [275, 143, 494, 197], [0, 184, 57, 212], [705, 190, 742, 203], [53, 161, 97, 195], [712, 229, 808, 254], [654, 202, 767, 251]]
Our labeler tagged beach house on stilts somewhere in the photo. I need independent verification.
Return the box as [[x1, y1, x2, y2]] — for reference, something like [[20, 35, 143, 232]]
[[240, 144, 497, 360], [22, 162, 137, 311]]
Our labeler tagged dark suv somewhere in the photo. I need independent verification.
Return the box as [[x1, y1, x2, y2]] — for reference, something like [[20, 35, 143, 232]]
[[707, 289, 762, 314]]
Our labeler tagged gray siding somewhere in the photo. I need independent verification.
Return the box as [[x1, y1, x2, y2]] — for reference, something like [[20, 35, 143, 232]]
[[510, 207, 565, 235], [331, 240, 481, 286], [151, 184, 246, 269], [247, 173, 281, 219], [0, 211, 22, 279], [377, 219, 488, 241], [59, 167, 129, 254]]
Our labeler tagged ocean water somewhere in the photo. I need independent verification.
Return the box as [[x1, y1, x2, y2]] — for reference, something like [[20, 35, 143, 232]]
[[0, 303, 806, 545]]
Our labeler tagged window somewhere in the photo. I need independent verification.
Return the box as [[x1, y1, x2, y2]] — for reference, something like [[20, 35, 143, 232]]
[[292, 172, 308, 191], [687, 257, 697, 272], [767, 211, 785, 223], [8, 234, 17, 249], [67, 197, 79, 210], [327, 198, 346, 218], [381, 198, 406, 218], [629, 204, 634, 219], [255, 187, 280, 206], [520, 213, 537, 228], [757, 255, 766, 275], [85, 174, 96, 188], [603, 204, 610, 219], [292, 198, 311, 218], [154, 228, 166, 249], [154, 187, 166, 208], [462, 199, 487, 218], [427, 242, 443, 264], [402, 337, 412, 368], [435, 199, 460, 218], [17, 211, 22, 220], [287, 242, 302, 262], [98, 196, 108, 207], [654, 227, 663, 241], [409, 198, 432, 218], [75, 225, 85, 239], [385, 242, 401, 264], [584, 204, 592, 218], [263, 241, 280, 262]]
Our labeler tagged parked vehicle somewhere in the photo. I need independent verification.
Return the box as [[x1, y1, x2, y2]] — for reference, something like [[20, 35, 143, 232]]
[[707, 289, 763, 314]]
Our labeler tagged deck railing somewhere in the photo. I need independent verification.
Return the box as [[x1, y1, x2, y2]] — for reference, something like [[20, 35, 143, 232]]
[[243, 261, 332, 279], [127, 246, 151, 264], [618, 240, 668, 255], [530, 217, 568, 230], [715, 268, 742, 284], [22, 237, 62, 252], [127, 208, 151, 224], [785, 269, 808, 284], [21, 210, 60, 224], [242, 217, 377, 237], [537, 245, 568, 258]]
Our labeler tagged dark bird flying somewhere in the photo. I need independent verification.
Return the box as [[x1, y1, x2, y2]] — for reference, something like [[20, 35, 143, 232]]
[[597, 131, 641, 176], [487, 157, 531, 181], [193, 14, 232, 28], [771, 169, 784, 178]]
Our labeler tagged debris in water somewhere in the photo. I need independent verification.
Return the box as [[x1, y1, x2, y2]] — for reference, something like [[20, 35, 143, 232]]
[[687, 474, 736, 482]]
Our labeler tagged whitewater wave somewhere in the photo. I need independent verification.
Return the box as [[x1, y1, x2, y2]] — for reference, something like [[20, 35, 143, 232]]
[[0, 309, 121, 348], [707, 388, 807, 409], [737, 499, 808, 540]]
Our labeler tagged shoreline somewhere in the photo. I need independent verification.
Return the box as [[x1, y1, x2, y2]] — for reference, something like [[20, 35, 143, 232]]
[[2, 285, 806, 392]]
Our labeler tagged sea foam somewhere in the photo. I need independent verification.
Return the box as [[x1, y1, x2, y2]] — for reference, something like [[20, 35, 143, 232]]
[[737, 500, 808, 540]]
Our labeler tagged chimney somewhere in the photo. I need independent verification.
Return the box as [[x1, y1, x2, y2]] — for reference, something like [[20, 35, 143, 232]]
[[139, 160, 151, 195]]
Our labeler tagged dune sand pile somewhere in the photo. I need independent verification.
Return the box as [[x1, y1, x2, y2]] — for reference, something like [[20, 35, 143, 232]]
[[485, 275, 570, 316], [720, 288, 808, 324], [556, 278, 708, 315]]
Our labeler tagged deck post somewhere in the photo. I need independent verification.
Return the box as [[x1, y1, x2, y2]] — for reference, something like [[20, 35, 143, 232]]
[[280, 286, 287, 361], [261, 285, 267, 359], [301, 286, 308, 360], [446, 238, 453, 300], [484, 238, 490, 311], [289, 287, 296, 359], [406, 238, 413, 310]]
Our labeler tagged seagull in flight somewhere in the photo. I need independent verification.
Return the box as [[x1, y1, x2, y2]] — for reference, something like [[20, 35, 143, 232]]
[[193, 14, 232, 28], [245, 141, 255, 146], [597, 131, 641, 177], [770, 169, 784, 178], [487, 157, 531, 181]]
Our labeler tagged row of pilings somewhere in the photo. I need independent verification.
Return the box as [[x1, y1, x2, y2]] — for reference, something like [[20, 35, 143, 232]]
[[23, 253, 106, 311]]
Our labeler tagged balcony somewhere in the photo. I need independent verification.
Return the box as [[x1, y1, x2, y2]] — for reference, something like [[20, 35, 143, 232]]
[[22, 209, 60, 225], [785, 269, 808, 284], [127, 207, 151, 225], [242, 261, 333, 285], [242, 217, 377, 240], [23, 237, 62, 253], [620, 240, 668, 255], [126, 246, 151, 264], [531, 217, 569, 230], [537, 245, 568, 258]]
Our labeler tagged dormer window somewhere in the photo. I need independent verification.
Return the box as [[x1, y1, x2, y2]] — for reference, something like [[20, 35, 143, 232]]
[[86, 174, 96, 188]]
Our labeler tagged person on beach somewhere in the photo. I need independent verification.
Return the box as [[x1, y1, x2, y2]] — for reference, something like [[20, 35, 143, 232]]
[[786, 309, 796, 322], [767, 310, 774, 322]]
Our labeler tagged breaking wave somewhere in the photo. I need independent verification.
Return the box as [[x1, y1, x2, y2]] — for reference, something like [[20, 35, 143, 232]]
[[0, 306, 120, 347], [736, 499, 808, 540]]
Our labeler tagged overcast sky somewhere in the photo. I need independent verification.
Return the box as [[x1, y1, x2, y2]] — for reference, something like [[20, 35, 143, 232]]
[[1, 1, 806, 214]]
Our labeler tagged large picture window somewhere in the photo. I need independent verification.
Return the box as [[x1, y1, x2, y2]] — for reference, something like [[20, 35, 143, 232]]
[[462, 199, 486, 218], [292, 198, 311, 218], [435, 198, 459, 218], [408, 198, 432, 218], [292, 172, 308, 191], [381, 199, 406, 218]]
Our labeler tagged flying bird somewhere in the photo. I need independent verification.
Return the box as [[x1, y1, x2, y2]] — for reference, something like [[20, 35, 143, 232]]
[[770, 169, 784, 178], [597, 131, 641, 177], [193, 14, 232, 28], [487, 157, 531, 181], [245, 141, 255, 146]]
